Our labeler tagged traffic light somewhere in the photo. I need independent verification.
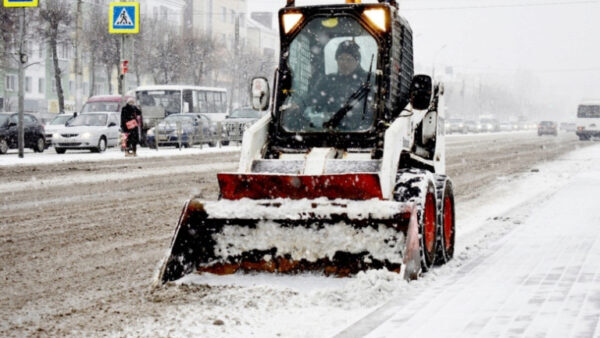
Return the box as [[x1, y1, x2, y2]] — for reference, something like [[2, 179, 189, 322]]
[[121, 60, 129, 74]]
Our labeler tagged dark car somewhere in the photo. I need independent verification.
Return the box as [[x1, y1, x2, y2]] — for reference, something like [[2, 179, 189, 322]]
[[538, 121, 558, 136], [0, 113, 46, 154]]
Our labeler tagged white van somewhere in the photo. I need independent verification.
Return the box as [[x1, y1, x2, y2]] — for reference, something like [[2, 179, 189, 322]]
[[576, 100, 600, 140]]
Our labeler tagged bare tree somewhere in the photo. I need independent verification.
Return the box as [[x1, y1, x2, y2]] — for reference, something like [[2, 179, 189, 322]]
[[1, 7, 42, 112], [180, 33, 219, 86], [0, 7, 18, 111], [38, 1, 72, 113], [99, 37, 120, 94], [81, 3, 105, 97], [0, 7, 18, 63], [145, 24, 183, 84]]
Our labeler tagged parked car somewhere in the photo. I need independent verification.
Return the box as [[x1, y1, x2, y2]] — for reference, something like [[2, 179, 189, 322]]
[[43, 113, 75, 148], [463, 120, 478, 133], [51, 112, 121, 153], [538, 121, 558, 136], [225, 107, 267, 141], [444, 118, 466, 134], [146, 113, 218, 148], [559, 122, 576, 132], [0, 113, 46, 154], [478, 118, 500, 133], [499, 122, 514, 132]]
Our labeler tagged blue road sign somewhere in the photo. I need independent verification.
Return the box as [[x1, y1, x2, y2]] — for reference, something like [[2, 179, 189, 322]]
[[109, 2, 139, 34]]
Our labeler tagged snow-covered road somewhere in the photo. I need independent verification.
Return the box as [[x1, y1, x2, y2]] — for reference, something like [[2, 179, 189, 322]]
[[1, 132, 597, 337], [338, 143, 600, 337], [134, 139, 599, 338]]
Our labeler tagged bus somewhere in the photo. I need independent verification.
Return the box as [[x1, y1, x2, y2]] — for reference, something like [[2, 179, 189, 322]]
[[135, 85, 228, 130], [576, 100, 600, 140]]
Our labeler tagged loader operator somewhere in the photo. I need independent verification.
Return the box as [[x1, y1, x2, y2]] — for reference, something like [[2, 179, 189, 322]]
[[283, 40, 373, 132], [314, 40, 367, 112]]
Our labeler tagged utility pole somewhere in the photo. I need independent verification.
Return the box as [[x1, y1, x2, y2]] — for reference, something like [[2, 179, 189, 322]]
[[120, 34, 126, 108], [74, 0, 83, 113], [229, 15, 240, 111], [17, 8, 26, 158], [108, 1, 138, 107]]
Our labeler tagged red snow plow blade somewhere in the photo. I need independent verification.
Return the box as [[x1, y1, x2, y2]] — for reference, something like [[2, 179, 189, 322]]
[[217, 173, 384, 200], [156, 174, 422, 284]]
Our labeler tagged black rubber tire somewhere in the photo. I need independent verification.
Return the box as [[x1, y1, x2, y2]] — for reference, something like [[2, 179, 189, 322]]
[[394, 169, 438, 272], [434, 176, 455, 265], [55, 147, 66, 154], [93, 137, 107, 153], [33, 136, 45, 153]]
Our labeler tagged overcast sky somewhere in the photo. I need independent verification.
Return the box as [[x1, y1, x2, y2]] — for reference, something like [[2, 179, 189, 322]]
[[248, 0, 600, 118]]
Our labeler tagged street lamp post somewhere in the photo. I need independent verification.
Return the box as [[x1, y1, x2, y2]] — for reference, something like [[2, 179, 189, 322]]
[[17, 8, 26, 158]]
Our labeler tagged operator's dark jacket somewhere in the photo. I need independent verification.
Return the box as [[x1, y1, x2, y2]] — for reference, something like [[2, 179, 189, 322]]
[[311, 67, 368, 112]]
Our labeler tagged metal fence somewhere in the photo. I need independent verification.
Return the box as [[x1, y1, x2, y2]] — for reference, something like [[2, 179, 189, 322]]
[[151, 120, 249, 150]]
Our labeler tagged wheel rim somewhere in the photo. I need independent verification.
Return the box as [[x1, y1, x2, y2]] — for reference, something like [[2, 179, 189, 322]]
[[37, 138, 44, 150], [100, 139, 106, 151], [424, 192, 436, 253], [0, 139, 7, 153], [444, 196, 453, 250]]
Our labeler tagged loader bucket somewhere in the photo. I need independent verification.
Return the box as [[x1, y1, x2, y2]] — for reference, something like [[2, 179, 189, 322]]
[[156, 197, 422, 284]]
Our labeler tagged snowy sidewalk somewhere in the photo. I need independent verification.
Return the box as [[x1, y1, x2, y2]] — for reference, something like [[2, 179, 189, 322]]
[[340, 144, 600, 338]]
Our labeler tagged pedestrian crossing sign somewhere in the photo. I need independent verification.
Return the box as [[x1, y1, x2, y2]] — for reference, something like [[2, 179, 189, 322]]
[[3, 0, 38, 7], [109, 2, 139, 34]]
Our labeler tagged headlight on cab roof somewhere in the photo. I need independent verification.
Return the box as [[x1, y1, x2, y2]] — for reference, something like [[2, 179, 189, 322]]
[[363, 7, 388, 32], [282, 12, 303, 34]]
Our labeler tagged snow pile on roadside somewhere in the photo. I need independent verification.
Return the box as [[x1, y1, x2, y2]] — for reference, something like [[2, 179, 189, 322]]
[[0, 146, 240, 167], [0, 162, 237, 194]]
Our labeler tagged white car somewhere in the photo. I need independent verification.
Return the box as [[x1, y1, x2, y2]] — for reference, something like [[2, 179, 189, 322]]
[[52, 112, 121, 153], [43, 113, 75, 148]]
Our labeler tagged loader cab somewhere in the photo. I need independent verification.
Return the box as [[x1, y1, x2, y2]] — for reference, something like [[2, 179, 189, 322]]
[[266, 2, 414, 154]]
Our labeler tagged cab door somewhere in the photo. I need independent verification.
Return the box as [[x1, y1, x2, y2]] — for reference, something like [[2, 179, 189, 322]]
[[23, 115, 37, 146], [106, 113, 120, 146], [7, 115, 18, 147]]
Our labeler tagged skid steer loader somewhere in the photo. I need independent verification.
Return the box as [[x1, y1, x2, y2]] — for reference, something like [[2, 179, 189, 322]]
[[156, 0, 455, 285]]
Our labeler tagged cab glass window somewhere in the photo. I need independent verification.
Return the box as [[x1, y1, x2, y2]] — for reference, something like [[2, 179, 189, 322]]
[[280, 16, 378, 133]]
